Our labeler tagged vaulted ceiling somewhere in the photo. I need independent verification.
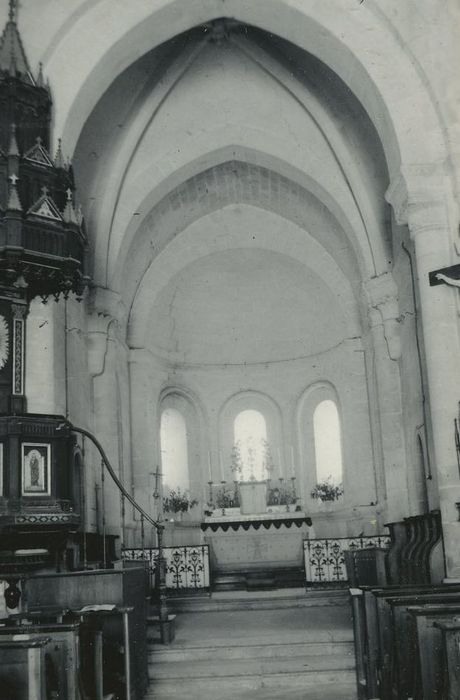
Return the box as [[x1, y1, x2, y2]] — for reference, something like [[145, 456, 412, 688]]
[[73, 22, 390, 365]]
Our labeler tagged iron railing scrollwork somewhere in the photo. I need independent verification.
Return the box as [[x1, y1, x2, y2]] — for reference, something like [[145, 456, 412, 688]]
[[122, 545, 210, 591], [304, 535, 391, 584]]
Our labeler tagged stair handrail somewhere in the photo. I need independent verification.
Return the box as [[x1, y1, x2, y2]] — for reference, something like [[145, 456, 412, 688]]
[[58, 421, 170, 625], [58, 422, 161, 530]]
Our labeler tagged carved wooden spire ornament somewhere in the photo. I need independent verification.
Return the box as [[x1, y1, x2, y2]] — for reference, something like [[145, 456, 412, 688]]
[[0, 4, 89, 415], [0, 1, 86, 579]]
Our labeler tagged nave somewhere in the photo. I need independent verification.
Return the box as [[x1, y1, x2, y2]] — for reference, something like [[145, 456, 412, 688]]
[[147, 588, 356, 700]]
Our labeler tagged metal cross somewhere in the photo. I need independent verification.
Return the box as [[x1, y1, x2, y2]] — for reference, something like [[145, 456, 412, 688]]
[[41, 185, 49, 196], [8, 173, 19, 186]]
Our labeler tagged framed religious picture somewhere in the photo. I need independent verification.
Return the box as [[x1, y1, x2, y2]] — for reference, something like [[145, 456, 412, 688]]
[[21, 443, 51, 496]]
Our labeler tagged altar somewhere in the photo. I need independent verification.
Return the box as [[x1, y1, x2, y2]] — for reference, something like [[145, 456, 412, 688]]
[[201, 511, 312, 574]]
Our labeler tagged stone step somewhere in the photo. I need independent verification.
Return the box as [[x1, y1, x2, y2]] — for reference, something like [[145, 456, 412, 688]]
[[149, 652, 355, 680], [159, 588, 349, 614], [145, 682, 357, 700], [149, 639, 355, 663], [212, 567, 306, 592], [146, 668, 357, 696], [148, 626, 353, 647]]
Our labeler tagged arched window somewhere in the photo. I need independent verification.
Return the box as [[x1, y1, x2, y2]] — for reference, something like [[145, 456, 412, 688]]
[[233, 409, 270, 481], [160, 408, 189, 493], [313, 399, 343, 486]]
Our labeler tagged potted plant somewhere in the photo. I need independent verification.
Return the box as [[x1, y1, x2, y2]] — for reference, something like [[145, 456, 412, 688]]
[[215, 484, 240, 515], [310, 479, 344, 503], [162, 488, 198, 520]]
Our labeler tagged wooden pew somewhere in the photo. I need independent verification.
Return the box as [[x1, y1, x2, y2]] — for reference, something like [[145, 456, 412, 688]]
[[434, 617, 460, 700], [380, 592, 460, 700], [0, 622, 80, 699], [0, 636, 50, 699], [407, 605, 460, 700], [351, 584, 460, 699]]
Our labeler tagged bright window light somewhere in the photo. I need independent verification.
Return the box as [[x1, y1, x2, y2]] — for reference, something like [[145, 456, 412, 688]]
[[313, 399, 343, 484], [160, 408, 189, 493]]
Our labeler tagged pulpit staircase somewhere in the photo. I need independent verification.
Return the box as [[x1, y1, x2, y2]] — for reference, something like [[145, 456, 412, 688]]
[[146, 588, 358, 699]]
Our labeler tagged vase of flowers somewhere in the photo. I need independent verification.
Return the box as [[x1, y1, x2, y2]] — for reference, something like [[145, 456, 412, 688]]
[[163, 488, 199, 520], [310, 479, 344, 503]]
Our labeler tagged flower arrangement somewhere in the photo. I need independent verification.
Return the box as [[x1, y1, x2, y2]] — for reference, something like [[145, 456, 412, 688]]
[[162, 488, 199, 514], [267, 482, 296, 506], [230, 441, 243, 477], [230, 438, 275, 482], [215, 484, 239, 509], [310, 479, 344, 502], [261, 438, 275, 476]]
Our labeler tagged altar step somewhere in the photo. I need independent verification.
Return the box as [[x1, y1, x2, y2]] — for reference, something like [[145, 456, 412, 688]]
[[213, 566, 305, 592], [163, 587, 349, 614], [146, 593, 357, 699], [146, 655, 356, 697]]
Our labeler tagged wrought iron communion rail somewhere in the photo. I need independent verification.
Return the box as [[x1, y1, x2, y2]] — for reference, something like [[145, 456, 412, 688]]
[[304, 535, 390, 584], [122, 545, 210, 591]]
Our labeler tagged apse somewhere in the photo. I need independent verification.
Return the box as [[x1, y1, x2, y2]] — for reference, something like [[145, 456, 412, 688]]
[[148, 247, 347, 367]]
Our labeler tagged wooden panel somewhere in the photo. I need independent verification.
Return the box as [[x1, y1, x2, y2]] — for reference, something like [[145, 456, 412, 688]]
[[24, 567, 148, 700]]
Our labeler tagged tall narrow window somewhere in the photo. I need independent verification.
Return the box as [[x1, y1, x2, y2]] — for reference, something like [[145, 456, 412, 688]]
[[160, 408, 189, 493], [233, 409, 269, 481], [313, 399, 343, 485]]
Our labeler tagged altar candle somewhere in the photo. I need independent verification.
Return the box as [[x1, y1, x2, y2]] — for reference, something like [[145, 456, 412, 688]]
[[278, 448, 284, 478], [208, 451, 212, 482], [290, 445, 295, 477], [219, 450, 225, 482]]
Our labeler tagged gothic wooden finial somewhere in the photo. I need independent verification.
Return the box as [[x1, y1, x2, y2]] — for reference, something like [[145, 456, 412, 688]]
[[7, 172, 22, 211], [54, 138, 65, 169], [0, 0, 31, 80], [9, 0, 16, 24]]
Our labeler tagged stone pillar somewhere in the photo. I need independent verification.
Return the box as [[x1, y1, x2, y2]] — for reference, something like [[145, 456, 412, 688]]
[[387, 174, 460, 578], [364, 273, 409, 522], [129, 348, 167, 544], [87, 287, 128, 538]]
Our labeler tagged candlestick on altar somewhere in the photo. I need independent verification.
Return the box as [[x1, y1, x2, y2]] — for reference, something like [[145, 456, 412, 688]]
[[219, 450, 225, 482], [290, 445, 295, 478], [207, 480, 214, 505], [208, 451, 212, 482], [278, 448, 284, 478], [152, 465, 161, 499]]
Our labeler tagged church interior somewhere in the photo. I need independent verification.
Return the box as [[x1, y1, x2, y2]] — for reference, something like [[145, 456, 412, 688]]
[[0, 1, 460, 698]]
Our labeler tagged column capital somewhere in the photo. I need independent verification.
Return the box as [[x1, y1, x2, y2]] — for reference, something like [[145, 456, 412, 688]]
[[385, 165, 451, 234], [87, 285, 126, 328]]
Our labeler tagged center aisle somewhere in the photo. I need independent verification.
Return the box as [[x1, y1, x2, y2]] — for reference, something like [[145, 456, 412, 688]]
[[146, 588, 357, 699]]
